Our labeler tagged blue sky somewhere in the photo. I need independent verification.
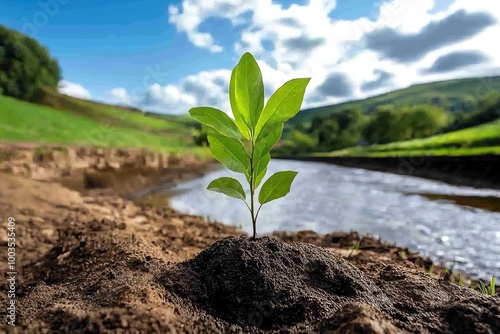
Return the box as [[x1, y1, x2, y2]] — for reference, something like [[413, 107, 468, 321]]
[[1, 0, 233, 99], [1, 0, 499, 114]]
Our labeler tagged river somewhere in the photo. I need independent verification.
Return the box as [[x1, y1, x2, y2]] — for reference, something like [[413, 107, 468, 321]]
[[165, 159, 500, 279]]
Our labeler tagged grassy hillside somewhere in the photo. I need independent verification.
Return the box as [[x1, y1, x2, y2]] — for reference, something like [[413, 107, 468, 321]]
[[317, 119, 500, 157], [35, 89, 196, 136], [290, 76, 500, 125], [0, 93, 205, 154]]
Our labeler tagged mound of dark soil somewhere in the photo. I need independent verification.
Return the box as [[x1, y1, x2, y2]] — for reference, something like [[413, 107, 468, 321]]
[[165, 235, 393, 330], [166, 236, 500, 333]]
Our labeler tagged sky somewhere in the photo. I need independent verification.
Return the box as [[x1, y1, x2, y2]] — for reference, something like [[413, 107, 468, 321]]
[[1, 0, 499, 114]]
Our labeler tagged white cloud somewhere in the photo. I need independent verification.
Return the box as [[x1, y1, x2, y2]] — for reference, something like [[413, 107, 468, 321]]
[[109, 69, 232, 114], [110, 87, 132, 105], [125, 0, 500, 114], [58, 80, 91, 100], [168, 0, 259, 53]]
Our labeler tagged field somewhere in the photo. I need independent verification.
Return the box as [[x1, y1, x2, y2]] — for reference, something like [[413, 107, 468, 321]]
[[317, 118, 500, 157], [0, 93, 206, 155]]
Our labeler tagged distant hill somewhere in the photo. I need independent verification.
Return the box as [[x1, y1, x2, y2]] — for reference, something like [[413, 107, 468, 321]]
[[289, 76, 500, 125]]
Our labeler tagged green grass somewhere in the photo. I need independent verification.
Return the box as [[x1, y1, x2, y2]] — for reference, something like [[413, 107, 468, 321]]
[[316, 119, 500, 157], [37, 89, 196, 138], [290, 75, 500, 125], [0, 94, 207, 155], [70, 98, 193, 133]]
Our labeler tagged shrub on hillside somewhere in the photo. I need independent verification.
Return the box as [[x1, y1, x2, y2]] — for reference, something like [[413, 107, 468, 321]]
[[0, 25, 61, 100], [363, 104, 450, 144], [457, 93, 500, 130]]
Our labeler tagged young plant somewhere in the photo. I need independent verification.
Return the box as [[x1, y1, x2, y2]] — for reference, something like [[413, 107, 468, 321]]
[[479, 280, 489, 294], [348, 240, 361, 258], [189, 52, 310, 239], [457, 272, 463, 287], [478, 276, 496, 296]]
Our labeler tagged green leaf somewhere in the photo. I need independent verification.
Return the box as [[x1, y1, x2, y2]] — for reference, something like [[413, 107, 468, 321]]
[[229, 66, 251, 139], [254, 122, 283, 164], [255, 78, 310, 138], [189, 107, 240, 140], [253, 153, 270, 188], [258, 171, 298, 205], [204, 125, 219, 135], [208, 134, 250, 176], [255, 167, 267, 189], [207, 177, 246, 200], [233, 52, 264, 132]]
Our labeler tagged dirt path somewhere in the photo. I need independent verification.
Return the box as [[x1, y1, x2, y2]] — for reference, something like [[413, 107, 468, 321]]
[[0, 145, 498, 333]]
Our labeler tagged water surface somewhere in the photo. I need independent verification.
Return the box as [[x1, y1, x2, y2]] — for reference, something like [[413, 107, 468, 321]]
[[166, 159, 500, 279]]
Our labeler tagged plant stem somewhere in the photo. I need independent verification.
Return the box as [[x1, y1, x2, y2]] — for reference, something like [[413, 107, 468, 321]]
[[250, 179, 256, 239], [249, 133, 256, 239]]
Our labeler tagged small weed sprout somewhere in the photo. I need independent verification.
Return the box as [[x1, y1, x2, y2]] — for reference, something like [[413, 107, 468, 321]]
[[189, 52, 310, 239], [479, 280, 489, 294], [348, 240, 361, 258], [457, 272, 463, 287], [478, 276, 496, 296]]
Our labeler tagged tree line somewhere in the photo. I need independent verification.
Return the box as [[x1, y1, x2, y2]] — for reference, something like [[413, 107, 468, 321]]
[[0, 25, 61, 100], [275, 94, 500, 154]]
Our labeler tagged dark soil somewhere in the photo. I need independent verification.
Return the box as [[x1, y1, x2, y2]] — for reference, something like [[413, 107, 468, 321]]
[[166, 236, 500, 333], [166, 236, 391, 330]]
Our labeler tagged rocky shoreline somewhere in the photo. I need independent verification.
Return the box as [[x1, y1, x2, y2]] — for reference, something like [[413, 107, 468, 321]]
[[0, 144, 498, 333]]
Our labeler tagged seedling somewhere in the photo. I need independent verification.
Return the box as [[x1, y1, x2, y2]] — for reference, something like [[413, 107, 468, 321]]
[[189, 52, 310, 239], [479, 280, 489, 294], [348, 240, 361, 258], [478, 276, 496, 296], [457, 272, 463, 287]]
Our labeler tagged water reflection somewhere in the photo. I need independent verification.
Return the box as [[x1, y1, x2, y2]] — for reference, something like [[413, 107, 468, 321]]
[[164, 159, 500, 279]]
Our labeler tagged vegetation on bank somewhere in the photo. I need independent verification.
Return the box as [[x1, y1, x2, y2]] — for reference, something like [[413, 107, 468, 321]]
[[314, 118, 500, 157], [274, 91, 500, 157]]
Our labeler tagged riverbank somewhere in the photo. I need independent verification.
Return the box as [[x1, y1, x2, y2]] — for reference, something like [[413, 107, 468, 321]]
[[277, 154, 500, 191], [0, 145, 498, 333]]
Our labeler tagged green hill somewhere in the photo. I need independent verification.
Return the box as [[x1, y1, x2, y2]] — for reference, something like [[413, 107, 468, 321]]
[[0, 92, 205, 155], [290, 76, 500, 125]]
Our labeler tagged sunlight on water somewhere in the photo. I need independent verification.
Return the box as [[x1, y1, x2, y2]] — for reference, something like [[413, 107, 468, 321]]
[[168, 159, 500, 279]]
